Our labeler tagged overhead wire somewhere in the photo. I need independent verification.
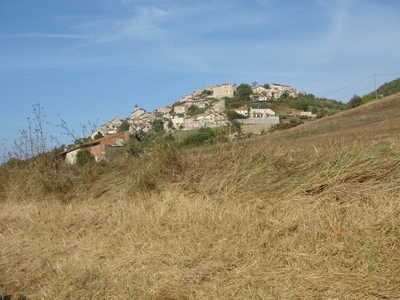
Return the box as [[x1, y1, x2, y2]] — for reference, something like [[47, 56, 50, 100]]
[[321, 73, 400, 99], [321, 75, 374, 98]]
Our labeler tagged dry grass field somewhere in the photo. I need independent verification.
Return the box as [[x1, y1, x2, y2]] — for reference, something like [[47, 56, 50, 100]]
[[1, 94, 400, 299]]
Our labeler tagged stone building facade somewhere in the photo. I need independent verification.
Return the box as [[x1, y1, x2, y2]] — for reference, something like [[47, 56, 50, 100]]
[[206, 83, 237, 99]]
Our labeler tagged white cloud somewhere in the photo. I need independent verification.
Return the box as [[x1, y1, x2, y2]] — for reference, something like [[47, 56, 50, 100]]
[[69, 5, 181, 45]]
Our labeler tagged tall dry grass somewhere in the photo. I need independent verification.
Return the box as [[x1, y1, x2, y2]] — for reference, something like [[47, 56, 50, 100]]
[[1, 133, 399, 299], [274, 92, 400, 145]]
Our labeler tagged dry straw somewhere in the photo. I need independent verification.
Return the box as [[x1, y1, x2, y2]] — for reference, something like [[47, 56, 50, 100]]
[[1, 94, 400, 299]]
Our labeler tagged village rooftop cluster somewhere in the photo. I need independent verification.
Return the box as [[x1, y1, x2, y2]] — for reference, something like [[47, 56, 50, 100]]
[[92, 82, 302, 138], [60, 82, 316, 163]]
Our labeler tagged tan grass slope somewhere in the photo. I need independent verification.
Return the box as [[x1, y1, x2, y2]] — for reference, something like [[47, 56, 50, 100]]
[[271, 92, 400, 147], [0, 94, 400, 299]]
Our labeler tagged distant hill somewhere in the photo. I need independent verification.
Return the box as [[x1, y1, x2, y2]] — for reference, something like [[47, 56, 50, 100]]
[[268, 92, 400, 147], [376, 77, 400, 97], [357, 77, 400, 106]]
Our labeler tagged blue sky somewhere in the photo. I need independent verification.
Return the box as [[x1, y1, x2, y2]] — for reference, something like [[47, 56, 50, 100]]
[[1, 0, 399, 158]]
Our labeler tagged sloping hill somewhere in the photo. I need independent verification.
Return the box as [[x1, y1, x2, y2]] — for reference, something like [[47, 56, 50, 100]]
[[372, 77, 400, 98], [1, 94, 400, 299], [269, 92, 400, 147]]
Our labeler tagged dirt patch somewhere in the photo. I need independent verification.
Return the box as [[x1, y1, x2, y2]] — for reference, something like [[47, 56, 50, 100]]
[[242, 124, 274, 134]]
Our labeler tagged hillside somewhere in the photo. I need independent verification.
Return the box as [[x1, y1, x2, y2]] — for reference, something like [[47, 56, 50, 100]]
[[371, 77, 400, 98], [1, 94, 400, 299], [268, 91, 400, 147]]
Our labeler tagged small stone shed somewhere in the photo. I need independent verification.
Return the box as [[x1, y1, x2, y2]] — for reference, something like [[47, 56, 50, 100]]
[[60, 131, 130, 163]]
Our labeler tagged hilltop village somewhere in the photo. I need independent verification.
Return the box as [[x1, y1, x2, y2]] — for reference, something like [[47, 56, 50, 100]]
[[92, 82, 303, 138]]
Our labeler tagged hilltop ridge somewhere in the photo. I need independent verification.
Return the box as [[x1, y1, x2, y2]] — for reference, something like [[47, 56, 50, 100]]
[[268, 91, 400, 147]]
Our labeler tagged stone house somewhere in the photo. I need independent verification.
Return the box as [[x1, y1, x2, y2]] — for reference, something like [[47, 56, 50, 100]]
[[180, 94, 195, 103], [173, 105, 187, 114], [252, 86, 268, 94], [270, 84, 300, 99], [270, 83, 291, 92], [184, 113, 228, 129], [251, 86, 273, 98], [131, 105, 146, 118], [193, 90, 204, 97], [206, 83, 237, 99], [185, 98, 200, 106], [250, 105, 276, 118], [292, 110, 304, 116], [258, 96, 270, 101], [61, 131, 130, 163], [300, 111, 317, 119], [233, 107, 249, 117], [91, 115, 125, 138], [289, 88, 300, 97], [211, 99, 225, 112], [129, 117, 153, 133], [164, 115, 185, 131], [153, 107, 171, 116]]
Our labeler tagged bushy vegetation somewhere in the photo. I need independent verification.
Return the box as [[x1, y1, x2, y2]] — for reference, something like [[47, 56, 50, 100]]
[[93, 131, 104, 140], [152, 119, 164, 133], [116, 119, 130, 133], [187, 104, 208, 116], [287, 93, 345, 115], [180, 127, 216, 148], [198, 89, 213, 98], [346, 77, 400, 109], [75, 148, 95, 166], [375, 77, 400, 97], [269, 118, 303, 132], [224, 90, 345, 117], [346, 95, 363, 109], [226, 110, 248, 121]]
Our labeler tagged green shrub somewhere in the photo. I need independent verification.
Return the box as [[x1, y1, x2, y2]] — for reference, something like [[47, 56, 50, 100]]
[[180, 127, 216, 148], [76, 148, 95, 166], [269, 120, 302, 132]]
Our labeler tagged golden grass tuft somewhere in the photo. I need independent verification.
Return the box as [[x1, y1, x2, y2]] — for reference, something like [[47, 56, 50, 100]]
[[1, 95, 400, 299]]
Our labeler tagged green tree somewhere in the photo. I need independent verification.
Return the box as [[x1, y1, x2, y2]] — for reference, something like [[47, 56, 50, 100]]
[[187, 105, 207, 116], [280, 91, 290, 100], [271, 92, 275, 101], [292, 100, 309, 111], [230, 120, 243, 137], [361, 93, 375, 104], [76, 148, 95, 166], [93, 131, 104, 140], [263, 83, 270, 89], [74, 136, 91, 146], [226, 110, 240, 121], [117, 119, 130, 133], [375, 77, 400, 97], [181, 127, 216, 148], [199, 89, 213, 98], [317, 109, 328, 119], [152, 119, 164, 133], [236, 83, 253, 101], [346, 95, 362, 109], [224, 96, 243, 109]]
